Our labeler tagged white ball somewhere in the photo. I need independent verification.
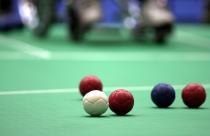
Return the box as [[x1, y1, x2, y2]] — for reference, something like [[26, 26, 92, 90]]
[[83, 90, 108, 116]]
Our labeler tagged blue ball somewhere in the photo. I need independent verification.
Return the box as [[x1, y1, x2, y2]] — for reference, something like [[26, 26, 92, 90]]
[[151, 83, 176, 108]]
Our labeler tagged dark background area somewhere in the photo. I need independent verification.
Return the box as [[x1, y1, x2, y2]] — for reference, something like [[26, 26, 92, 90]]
[[0, 0, 208, 26]]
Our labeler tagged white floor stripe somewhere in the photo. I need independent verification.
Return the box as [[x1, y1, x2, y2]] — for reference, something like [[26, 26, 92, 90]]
[[50, 52, 210, 61], [0, 51, 28, 59], [0, 51, 210, 61], [0, 83, 209, 96], [0, 35, 51, 59]]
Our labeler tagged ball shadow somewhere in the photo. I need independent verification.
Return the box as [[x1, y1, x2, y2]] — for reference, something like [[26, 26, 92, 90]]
[[109, 114, 138, 117], [150, 106, 209, 110], [150, 106, 179, 110], [179, 107, 209, 110], [82, 115, 110, 118]]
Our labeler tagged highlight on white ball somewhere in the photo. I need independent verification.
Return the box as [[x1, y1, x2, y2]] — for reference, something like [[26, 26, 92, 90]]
[[83, 90, 108, 116]]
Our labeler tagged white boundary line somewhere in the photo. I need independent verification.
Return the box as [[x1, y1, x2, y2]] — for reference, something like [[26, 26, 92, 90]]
[[0, 83, 210, 96], [0, 51, 210, 61], [0, 35, 51, 59], [0, 51, 29, 59], [50, 52, 210, 61]]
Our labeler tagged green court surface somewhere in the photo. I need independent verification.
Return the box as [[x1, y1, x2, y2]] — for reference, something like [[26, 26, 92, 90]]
[[0, 24, 210, 136]]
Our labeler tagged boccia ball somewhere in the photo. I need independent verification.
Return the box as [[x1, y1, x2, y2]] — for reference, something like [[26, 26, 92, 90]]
[[182, 83, 206, 108], [79, 75, 103, 96], [151, 83, 176, 108], [109, 89, 134, 116]]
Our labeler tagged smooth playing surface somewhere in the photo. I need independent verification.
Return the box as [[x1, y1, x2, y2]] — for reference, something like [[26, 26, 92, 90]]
[[0, 24, 210, 136]]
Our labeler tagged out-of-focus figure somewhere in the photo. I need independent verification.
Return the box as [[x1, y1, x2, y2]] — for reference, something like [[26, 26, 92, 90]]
[[133, 0, 174, 43], [67, 0, 102, 41], [67, 0, 174, 43], [18, 0, 56, 37], [18, 0, 102, 40], [205, 0, 210, 24], [17, 0, 174, 43]]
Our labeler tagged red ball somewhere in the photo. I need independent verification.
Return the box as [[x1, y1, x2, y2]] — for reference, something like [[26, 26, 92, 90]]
[[79, 75, 103, 96], [182, 83, 206, 108], [109, 89, 134, 115]]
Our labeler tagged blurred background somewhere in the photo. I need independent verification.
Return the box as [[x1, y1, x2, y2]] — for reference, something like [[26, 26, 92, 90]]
[[0, 0, 210, 43]]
